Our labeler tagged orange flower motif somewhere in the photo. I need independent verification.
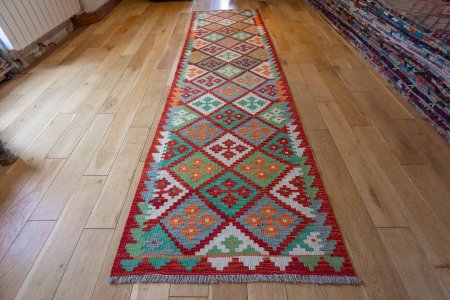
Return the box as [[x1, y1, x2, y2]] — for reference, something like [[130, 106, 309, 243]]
[[260, 205, 277, 218], [176, 164, 191, 173], [239, 163, 254, 173], [245, 214, 263, 228], [182, 224, 201, 240], [278, 214, 295, 228], [253, 65, 272, 77], [184, 204, 202, 218], [189, 171, 202, 181], [254, 171, 269, 181], [199, 214, 216, 227], [186, 66, 206, 79], [167, 214, 184, 228], [238, 123, 272, 140], [202, 164, 217, 174], [236, 75, 264, 88], [191, 158, 204, 167], [262, 224, 281, 237]]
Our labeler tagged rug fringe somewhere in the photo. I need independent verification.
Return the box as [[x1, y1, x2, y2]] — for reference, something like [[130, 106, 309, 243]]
[[108, 274, 361, 285]]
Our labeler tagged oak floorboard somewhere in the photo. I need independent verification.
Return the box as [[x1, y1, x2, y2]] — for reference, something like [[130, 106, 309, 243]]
[[15, 176, 106, 300], [0, 221, 55, 300]]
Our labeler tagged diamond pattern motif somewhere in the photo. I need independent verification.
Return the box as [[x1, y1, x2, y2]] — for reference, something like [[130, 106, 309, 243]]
[[180, 119, 223, 145], [215, 64, 245, 79], [197, 57, 227, 71], [204, 133, 253, 167], [179, 83, 206, 103], [188, 93, 226, 114], [212, 82, 247, 101], [162, 194, 223, 250], [201, 172, 258, 217], [210, 105, 249, 129], [172, 152, 222, 188], [233, 71, 265, 89], [237, 152, 287, 187], [216, 49, 242, 62], [231, 55, 261, 70], [192, 73, 226, 90], [237, 196, 300, 249], [234, 119, 275, 145], [231, 42, 257, 55], [233, 92, 270, 114], [200, 43, 226, 56], [113, 9, 357, 284], [203, 32, 226, 42]]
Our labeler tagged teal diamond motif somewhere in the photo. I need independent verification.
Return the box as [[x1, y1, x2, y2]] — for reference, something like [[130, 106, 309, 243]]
[[233, 92, 270, 114], [159, 133, 194, 167], [172, 152, 222, 188], [165, 106, 200, 130], [231, 31, 252, 41], [201, 172, 258, 217], [231, 55, 261, 70], [216, 50, 241, 62], [197, 57, 227, 71], [188, 93, 226, 115], [203, 32, 225, 42], [262, 132, 302, 164], [210, 105, 249, 129], [258, 102, 292, 128], [215, 64, 245, 79]]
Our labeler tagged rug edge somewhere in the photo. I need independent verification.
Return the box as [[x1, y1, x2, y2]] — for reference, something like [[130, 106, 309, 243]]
[[108, 274, 362, 285]]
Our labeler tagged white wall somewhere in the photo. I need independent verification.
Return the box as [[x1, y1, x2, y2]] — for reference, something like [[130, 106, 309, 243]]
[[79, 0, 109, 13]]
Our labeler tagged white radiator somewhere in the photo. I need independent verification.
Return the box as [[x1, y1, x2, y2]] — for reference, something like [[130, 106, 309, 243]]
[[0, 0, 82, 50]]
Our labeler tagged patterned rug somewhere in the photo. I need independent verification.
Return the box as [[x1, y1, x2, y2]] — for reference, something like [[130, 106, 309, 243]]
[[109, 9, 359, 284]]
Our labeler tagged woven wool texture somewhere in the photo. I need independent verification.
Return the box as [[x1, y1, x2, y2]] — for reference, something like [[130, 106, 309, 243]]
[[110, 9, 359, 284]]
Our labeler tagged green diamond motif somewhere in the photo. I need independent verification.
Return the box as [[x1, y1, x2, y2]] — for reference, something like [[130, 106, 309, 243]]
[[160, 133, 194, 167], [216, 50, 241, 62], [188, 93, 226, 115], [189, 51, 210, 64], [210, 105, 249, 129], [215, 64, 244, 79], [172, 152, 222, 188], [231, 31, 252, 40], [203, 32, 225, 42], [236, 152, 287, 188], [126, 224, 181, 259], [262, 132, 301, 164], [233, 92, 269, 114], [201, 172, 258, 217], [197, 20, 211, 27], [197, 57, 227, 71], [166, 106, 200, 130], [240, 11, 253, 17], [204, 23, 224, 31], [242, 18, 254, 25], [258, 102, 292, 128]]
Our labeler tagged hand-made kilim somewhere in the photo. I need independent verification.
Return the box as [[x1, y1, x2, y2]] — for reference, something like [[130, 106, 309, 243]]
[[110, 9, 360, 284]]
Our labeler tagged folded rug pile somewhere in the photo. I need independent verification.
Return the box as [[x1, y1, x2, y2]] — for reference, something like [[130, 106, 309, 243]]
[[309, 0, 449, 141]]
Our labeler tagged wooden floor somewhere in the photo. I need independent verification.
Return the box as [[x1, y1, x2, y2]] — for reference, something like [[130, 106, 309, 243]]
[[0, 0, 449, 299]]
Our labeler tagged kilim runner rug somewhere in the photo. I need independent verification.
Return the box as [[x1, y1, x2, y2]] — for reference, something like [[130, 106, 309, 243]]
[[110, 9, 360, 284]]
